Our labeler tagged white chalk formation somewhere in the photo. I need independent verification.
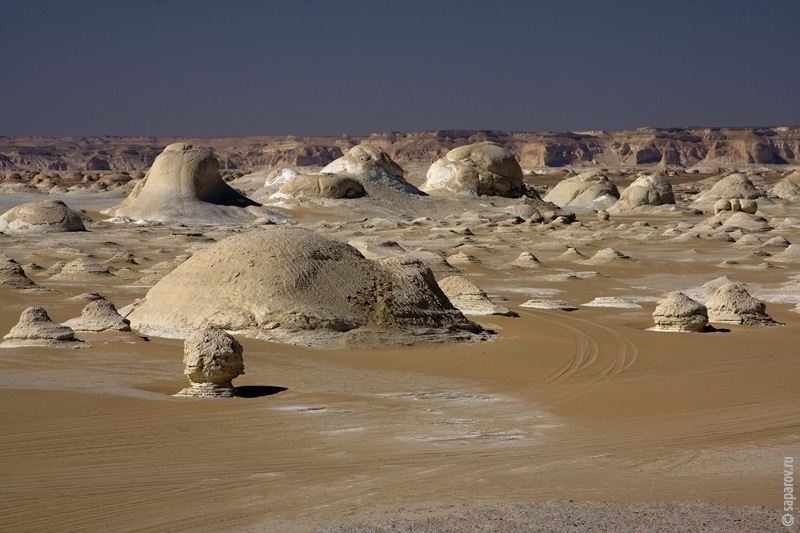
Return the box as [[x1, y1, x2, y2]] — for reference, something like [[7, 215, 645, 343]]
[[652, 292, 709, 332], [2, 306, 87, 348], [175, 327, 245, 398]]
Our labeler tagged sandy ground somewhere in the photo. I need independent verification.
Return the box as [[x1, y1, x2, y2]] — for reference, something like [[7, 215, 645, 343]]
[[1, 184, 799, 532]]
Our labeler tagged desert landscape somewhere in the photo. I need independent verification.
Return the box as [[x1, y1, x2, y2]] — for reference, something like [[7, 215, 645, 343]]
[[0, 129, 798, 531]]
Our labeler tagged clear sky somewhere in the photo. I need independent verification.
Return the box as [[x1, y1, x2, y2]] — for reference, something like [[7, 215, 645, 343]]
[[1, 0, 798, 137]]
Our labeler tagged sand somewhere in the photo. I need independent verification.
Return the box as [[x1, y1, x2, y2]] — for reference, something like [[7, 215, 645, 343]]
[[1, 168, 799, 532]]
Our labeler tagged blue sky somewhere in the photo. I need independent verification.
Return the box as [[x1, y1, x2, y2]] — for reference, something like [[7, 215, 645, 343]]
[[1, 0, 798, 136]]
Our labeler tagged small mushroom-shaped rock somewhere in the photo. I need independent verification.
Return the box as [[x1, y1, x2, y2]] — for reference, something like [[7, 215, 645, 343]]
[[652, 292, 709, 332], [438, 276, 517, 316], [63, 299, 131, 332], [2, 306, 86, 347], [175, 327, 245, 397], [0, 256, 36, 287], [706, 283, 781, 326]]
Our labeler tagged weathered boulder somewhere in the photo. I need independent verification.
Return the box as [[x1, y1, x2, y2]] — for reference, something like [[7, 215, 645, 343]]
[[770, 172, 800, 200], [0, 200, 86, 235], [320, 145, 419, 195], [610, 174, 674, 212], [437, 276, 517, 316], [175, 327, 244, 398], [1, 306, 86, 348], [422, 142, 528, 197], [705, 283, 780, 326], [691, 173, 764, 208], [105, 143, 275, 224], [652, 292, 709, 332], [63, 298, 131, 332], [125, 227, 483, 346], [543, 171, 619, 210], [278, 173, 365, 198], [0, 256, 35, 287]]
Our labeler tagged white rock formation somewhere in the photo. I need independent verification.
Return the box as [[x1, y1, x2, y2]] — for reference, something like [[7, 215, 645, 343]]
[[125, 227, 482, 346], [691, 173, 764, 208], [543, 171, 619, 210], [1, 306, 87, 348], [652, 292, 709, 332], [175, 327, 245, 398], [278, 174, 365, 199], [0, 256, 35, 287], [0, 200, 86, 234], [422, 142, 528, 198], [610, 174, 674, 212], [437, 276, 517, 316], [512, 252, 545, 268], [49, 258, 113, 281], [519, 299, 578, 311], [321, 145, 419, 195], [63, 298, 131, 332], [769, 171, 800, 200], [105, 143, 277, 224], [705, 283, 780, 326]]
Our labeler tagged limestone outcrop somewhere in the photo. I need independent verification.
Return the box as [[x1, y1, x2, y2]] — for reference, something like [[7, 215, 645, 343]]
[[0, 256, 35, 287], [437, 276, 517, 316], [0, 200, 86, 234], [610, 174, 675, 212], [652, 292, 709, 332], [543, 171, 619, 210], [422, 142, 528, 198], [105, 143, 276, 224], [175, 327, 245, 398], [320, 145, 420, 195], [63, 298, 131, 332], [705, 283, 780, 326], [125, 227, 483, 346], [1, 306, 86, 348], [278, 173, 365, 199]]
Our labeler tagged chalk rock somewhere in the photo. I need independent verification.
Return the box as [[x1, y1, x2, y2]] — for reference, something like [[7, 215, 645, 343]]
[[321, 145, 419, 195], [63, 298, 131, 332], [770, 171, 800, 200], [718, 212, 771, 232], [105, 143, 275, 224], [422, 142, 528, 198], [278, 173, 365, 199], [692, 173, 764, 207], [437, 276, 517, 316], [2, 306, 86, 347], [652, 292, 709, 332], [581, 248, 636, 265], [512, 252, 545, 268], [0, 256, 35, 287], [706, 283, 780, 326], [175, 327, 244, 398], [126, 227, 482, 346], [50, 258, 113, 281], [519, 299, 578, 311], [543, 171, 619, 210], [0, 200, 86, 235], [610, 174, 674, 211], [769, 244, 800, 263]]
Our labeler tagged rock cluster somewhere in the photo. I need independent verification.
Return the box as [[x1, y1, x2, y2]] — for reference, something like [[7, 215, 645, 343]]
[[320, 145, 419, 195], [175, 327, 245, 398]]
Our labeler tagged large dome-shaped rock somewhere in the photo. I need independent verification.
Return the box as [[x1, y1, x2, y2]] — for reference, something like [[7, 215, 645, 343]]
[[543, 171, 619, 210], [652, 292, 708, 332], [422, 142, 528, 198], [691, 173, 764, 208], [175, 327, 244, 398], [610, 174, 675, 212], [0, 200, 86, 235], [320, 145, 420, 195], [125, 227, 483, 346], [705, 283, 780, 326], [105, 143, 276, 224]]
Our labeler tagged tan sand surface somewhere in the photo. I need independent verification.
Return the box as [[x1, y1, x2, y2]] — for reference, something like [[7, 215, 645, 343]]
[[1, 184, 799, 532]]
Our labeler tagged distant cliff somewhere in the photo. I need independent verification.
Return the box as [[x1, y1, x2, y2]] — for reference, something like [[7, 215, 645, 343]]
[[1, 127, 798, 174]]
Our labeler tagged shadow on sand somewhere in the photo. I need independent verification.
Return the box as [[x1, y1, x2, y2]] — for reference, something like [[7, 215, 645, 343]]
[[236, 385, 287, 398]]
